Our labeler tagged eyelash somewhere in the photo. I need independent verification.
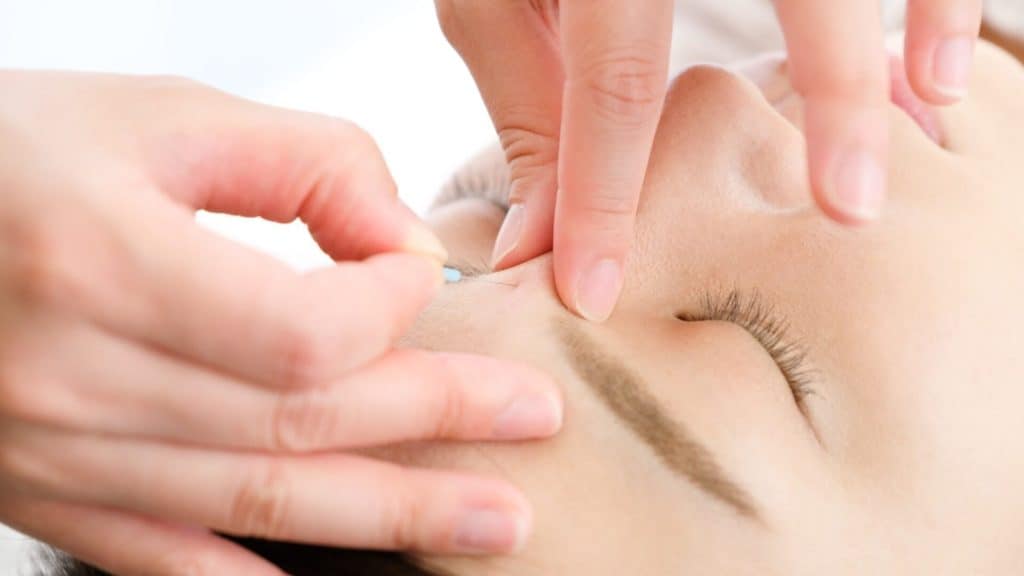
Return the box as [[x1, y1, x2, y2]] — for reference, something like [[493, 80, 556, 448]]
[[677, 290, 816, 403], [450, 264, 816, 403]]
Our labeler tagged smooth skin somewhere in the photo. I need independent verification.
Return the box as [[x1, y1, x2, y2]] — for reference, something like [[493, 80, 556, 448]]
[[435, 0, 984, 323], [0, 71, 563, 576]]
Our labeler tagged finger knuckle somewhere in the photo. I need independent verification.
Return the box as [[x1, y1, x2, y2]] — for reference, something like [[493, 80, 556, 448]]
[[0, 431, 50, 493], [135, 75, 224, 115], [793, 58, 887, 104], [577, 46, 666, 125], [229, 460, 292, 539], [269, 388, 334, 452], [426, 358, 466, 440], [9, 221, 84, 309], [0, 350, 26, 415], [323, 119, 378, 159], [152, 549, 224, 576], [0, 365, 45, 424], [0, 440, 23, 485], [0, 337, 55, 424], [579, 184, 638, 219], [301, 121, 393, 241], [276, 322, 333, 387], [496, 117, 559, 177], [304, 173, 371, 251], [379, 473, 425, 550]]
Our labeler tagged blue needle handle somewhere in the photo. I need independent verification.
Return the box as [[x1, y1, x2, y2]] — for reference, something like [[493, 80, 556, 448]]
[[442, 266, 462, 284]]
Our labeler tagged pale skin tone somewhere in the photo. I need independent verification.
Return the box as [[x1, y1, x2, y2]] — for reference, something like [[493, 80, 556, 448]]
[[436, 0, 986, 323], [0, 72, 565, 575], [388, 41, 1024, 574]]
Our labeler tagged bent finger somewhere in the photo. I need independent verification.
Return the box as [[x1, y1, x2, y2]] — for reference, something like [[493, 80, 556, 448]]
[[4, 427, 531, 554], [774, 0, 890, 224], [0, 495, 283, 576], [436, 0, 564, 270], [905, 0, 983, 103], [141, 229, 442, 387], [140, 80, 446, 261], [556, 0, 673, 322]]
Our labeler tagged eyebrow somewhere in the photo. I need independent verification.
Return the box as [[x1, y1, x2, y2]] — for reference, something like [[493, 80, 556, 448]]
[[554, 319, 759, 519]]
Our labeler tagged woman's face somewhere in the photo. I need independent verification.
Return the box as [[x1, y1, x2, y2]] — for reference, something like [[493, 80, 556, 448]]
[[398, 42, 1024, 574]]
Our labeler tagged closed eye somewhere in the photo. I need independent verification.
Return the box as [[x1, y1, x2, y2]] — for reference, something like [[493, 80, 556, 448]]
[[676, 289, 817, 406]]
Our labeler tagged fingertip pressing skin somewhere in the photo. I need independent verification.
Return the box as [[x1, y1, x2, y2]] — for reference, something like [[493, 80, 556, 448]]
[[804, 99, 890, 225], [491, 177, 558, 271], [556, 0, 673, 322], [904, 0, 983, 104], [773, 0, 890, 224], [572, 257, 625, 323], [445, 0, 671, 321]]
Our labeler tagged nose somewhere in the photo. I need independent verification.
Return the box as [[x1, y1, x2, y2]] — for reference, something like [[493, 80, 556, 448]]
[[640, 65, 811, 221], [619, 65, 814, 316]]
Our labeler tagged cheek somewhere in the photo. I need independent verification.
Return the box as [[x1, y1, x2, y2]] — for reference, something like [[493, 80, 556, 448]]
[[595, 317, 830, 524]]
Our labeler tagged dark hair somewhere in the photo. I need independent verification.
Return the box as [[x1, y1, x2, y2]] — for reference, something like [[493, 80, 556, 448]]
[[36, 536, 443, 576]]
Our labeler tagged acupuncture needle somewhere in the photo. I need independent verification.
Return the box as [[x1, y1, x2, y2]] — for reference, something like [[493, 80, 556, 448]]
[[442, 266, 516, 287]]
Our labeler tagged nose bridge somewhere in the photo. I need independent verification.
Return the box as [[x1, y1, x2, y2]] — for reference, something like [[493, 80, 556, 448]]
[[638, 64, 808, 217], [624, 65, 809, 310]]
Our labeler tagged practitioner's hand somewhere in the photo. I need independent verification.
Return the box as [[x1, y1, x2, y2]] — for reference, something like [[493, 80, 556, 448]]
[[772, 0, 983, 223], [437, 0, 673, 323], [0, 71, 562, 575], [435, 0, 983, 322]]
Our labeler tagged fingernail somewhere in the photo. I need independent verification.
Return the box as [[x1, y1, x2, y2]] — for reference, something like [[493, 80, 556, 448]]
[[454, 508, 526, 553], [404, 224, 449, 264], [491, 203, 524, 267], [828, 147, 885, 222], [932, 36, 973, 100], [574, 259, 623, 323], [492, 392, 563, 440]]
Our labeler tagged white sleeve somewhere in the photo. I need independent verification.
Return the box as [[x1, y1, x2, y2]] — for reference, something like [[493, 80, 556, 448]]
[[986, 0, 1024, 38], [670, 0, 907, 70]]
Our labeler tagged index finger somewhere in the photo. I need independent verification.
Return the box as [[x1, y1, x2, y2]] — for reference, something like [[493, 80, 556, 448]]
[[139, 81, 447, 262], [556, 0, 673, 323], [62, 194, 443, 388], [773, 0, 891, 224]]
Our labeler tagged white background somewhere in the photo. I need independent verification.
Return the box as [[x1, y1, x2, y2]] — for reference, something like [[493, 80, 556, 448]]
[[0, 2, 494, 572]]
